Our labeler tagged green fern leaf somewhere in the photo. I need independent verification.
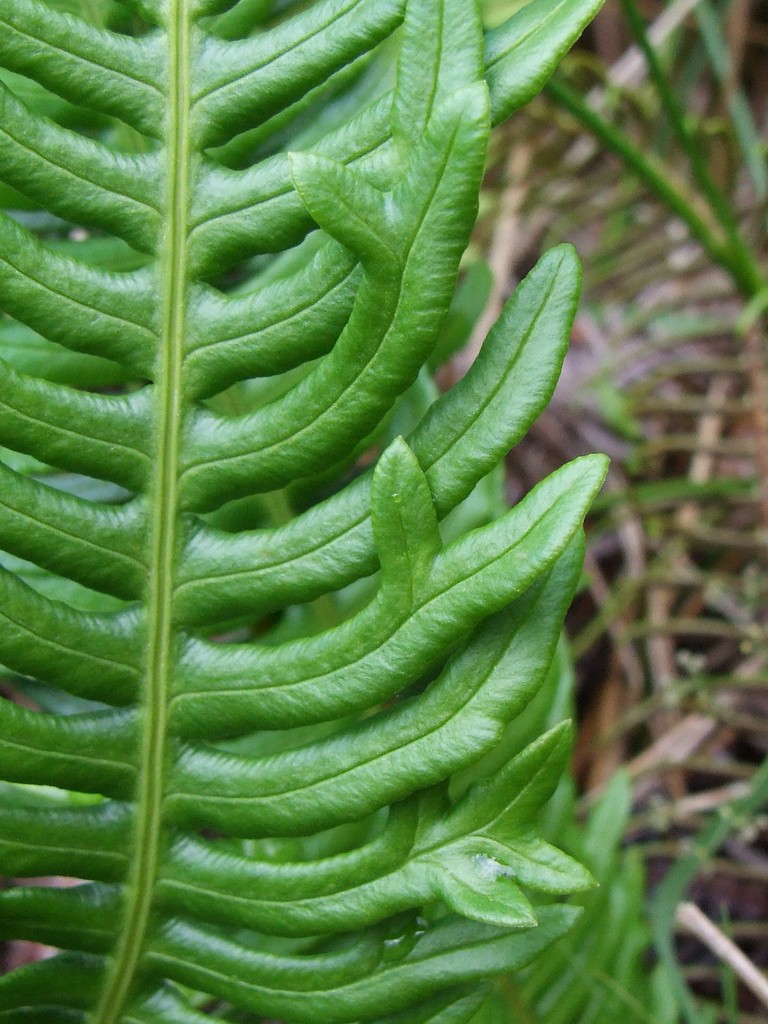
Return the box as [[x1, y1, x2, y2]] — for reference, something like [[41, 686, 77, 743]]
[[0, 0, 605, 1020]]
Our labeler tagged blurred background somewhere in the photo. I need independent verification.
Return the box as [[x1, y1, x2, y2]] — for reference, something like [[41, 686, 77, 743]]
[[468, 0, 768, 1018]]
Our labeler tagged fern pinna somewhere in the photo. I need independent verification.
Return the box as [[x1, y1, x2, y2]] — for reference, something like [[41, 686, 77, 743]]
[[0, 0, 606, 1020]]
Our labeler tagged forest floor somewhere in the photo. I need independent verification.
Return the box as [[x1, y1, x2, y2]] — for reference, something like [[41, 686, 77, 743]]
[[485, 0, 768, 1015]]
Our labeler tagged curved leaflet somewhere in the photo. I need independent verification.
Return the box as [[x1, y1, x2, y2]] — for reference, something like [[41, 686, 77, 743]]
[[0, 0, 604, 1020]]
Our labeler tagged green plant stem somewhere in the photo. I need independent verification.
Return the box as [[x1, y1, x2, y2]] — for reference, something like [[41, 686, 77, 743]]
[[694, 0, 768, 203], [618, 0, 758, 281], [546, 77, 766, 299], [92, 2, 191, 1018]]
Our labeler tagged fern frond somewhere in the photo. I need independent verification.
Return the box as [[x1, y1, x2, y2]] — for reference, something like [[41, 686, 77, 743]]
[[0, 0, 605, 1020]]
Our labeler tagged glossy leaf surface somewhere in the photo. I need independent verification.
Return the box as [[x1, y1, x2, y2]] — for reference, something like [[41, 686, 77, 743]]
[[0, 0, 604, 1020]]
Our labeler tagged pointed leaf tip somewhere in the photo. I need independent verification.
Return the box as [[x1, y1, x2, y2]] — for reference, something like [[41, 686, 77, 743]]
[[572, 452, 611, 497], [288, 151, 396, 266], [546, 240, 581, 275], [435, 844, 539, 929], [486, 0, 607, 124], [372, 436, 427, 505], [373, 438, 441, 595]]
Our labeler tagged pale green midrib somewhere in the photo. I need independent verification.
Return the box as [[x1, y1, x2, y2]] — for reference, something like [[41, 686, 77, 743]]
[[90, 3, 191, 1021]]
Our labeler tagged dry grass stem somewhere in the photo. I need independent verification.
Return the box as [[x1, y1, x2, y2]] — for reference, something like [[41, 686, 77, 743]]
[[676, 901, 768, 1009]]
